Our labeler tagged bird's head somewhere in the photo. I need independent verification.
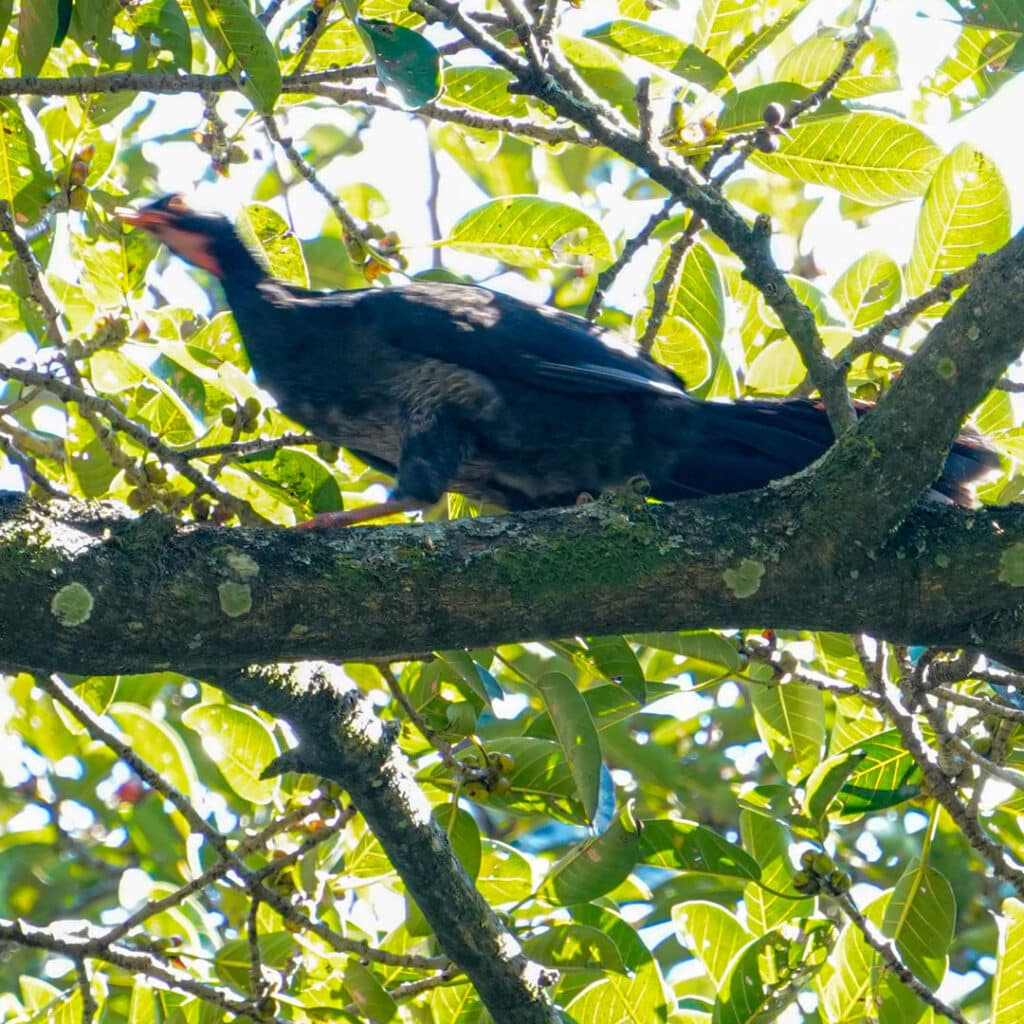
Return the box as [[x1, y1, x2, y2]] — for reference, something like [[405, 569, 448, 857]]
[[118, 195, 240, 279]]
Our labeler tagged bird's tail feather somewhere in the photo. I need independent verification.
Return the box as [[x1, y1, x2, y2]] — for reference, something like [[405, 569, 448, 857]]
[[662, 399, 999, 507]]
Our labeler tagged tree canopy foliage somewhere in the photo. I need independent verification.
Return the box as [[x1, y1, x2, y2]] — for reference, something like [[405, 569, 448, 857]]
[[3, 1, 1024, 1022]]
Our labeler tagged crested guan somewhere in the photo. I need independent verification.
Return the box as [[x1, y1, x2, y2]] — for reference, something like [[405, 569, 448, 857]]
[[119, 195, 998, 525]]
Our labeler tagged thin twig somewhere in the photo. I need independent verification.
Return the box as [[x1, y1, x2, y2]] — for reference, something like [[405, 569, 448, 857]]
[[638, 220, 701, 352], [586, 199, 676, 322]]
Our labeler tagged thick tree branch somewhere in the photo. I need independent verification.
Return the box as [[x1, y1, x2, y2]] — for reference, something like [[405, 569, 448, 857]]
[[3, 493, 1024, 677]]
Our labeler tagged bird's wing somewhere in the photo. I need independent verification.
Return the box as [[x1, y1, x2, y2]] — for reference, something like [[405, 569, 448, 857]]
[[272, 280, 689, 399]]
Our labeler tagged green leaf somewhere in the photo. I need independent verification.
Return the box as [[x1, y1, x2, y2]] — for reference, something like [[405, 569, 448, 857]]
[[821, 891, 927, 1024], [750, 680, 825, 783], [442, 66, 528, 117], [883, 861, 955, 988], [134, 0, 193, 68], [673, 901, 752, 988], [55, 0, 73, 45], [716, 83, 845, 138], [831, 251, 902, 330], [524, 924, 627, 973], [109, 702, 198, 799], [237, 203, 308, 286], [64, 410, 118, 499], [433, 804, 481, 880], [993, 897, 1024, 1022], [214, 932, 294, 989], [344, 962, 397, 1023], [741, 811, 810, 934], [180, 704, 280, 804], [756, 113, 942, 205], [549, 803, 643, 904], [914, 27, 1020, 120], [638, 241, 724, 392], [476, 838, 533, 904], [585, 19, 728, 88], [746, 327, 851, 395], [579, 635, 646, 704], [357, 18, 441, 108], [906, 143, 1011, 299], [633, 630, 742, 674], [0, 101, 49, 222], [302, 15, 367, 71], [559, 34, 637, 120], [776, 28, 899, 99], [695, 0, 809, 71], [537, 672, 603, 825], [712, 921, 833, 1024], [18, 2, 57, 75], [191, 0, 281, 112], [835, 729, 922, 815], [640, 820, 760, 881], [445, 196, 614, 270], [802, 749, 868, 833], [946, 0, 1024, 30], [0, 0, 12, 46]]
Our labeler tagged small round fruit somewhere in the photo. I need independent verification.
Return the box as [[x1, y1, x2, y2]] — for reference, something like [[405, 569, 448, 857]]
[[68, 186, 89, 211], [828, 869, 852, 894], [143, 462, 167, 484], [762, 102, 786, 128], [316, 441, 340, 463], [463, 782, 488, 801], [69, 160, 90, 186], [811, 852, 834, 876], [242, 396, 261, 418], [793, 870, 819, 894], [491, 752, 515, 776], [800, 849, 817, 870], [126, 488, 146, 510], [491, 775, 512, 797], [221, 406, 237, 427]]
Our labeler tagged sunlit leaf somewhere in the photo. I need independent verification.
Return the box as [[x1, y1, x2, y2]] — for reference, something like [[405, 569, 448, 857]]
[[446, 196, 613, 269], [192, 0, 281, 112], [358, 18, 441, 108]]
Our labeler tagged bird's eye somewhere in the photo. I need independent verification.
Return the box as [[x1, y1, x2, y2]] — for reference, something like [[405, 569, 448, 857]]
[[167, 195, 188, 212]]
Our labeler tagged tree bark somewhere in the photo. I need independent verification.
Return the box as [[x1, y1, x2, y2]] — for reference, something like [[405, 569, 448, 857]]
[[4, 490, 1024, 677]]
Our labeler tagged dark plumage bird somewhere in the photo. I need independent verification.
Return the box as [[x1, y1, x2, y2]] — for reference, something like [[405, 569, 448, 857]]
[[120, 195, 998, 525]]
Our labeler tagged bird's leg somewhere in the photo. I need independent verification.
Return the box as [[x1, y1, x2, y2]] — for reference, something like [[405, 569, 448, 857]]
[[296, 410, 466, 529], [295, 497, 425, 529]]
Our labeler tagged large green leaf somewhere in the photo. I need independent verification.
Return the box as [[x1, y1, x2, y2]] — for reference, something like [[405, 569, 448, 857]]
[[882, 860, 955, 988], [358, 18, 441, 108], [446, 196, 613, 270], [18, 2, 57, 75], [109, 702, 198, 799], [946, 0, 1024, 30], [638, 240, 724, 392], [673, 901, 752, 988], [537, 672, 603, 826], [914, 27, 1020, 120], [0, 101, 49, 222], [442, 66, 528, 118], [835, 729, 922, 815], [524, 924, 627, 974], [639, 820, 760, 881], [585, 19, 728, 88], [831, 250, 902, 330], [237, 203, 309, 287], [755, 112, 942, 205], [906, 143, 1011, 298], [180, 703, 280, 804], [134, 0, 193, 68], [549, 803, 643, 904], [776, 28, 899, 99], [750, 680, 825, 783], [191, 0, 281, 112], [303, 16, 367, 71], [993, 898, 1024, 1022], [695, 0, 809, 70]]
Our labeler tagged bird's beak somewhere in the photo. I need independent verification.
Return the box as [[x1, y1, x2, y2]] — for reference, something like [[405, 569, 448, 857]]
[[116, 206, 166, 231]]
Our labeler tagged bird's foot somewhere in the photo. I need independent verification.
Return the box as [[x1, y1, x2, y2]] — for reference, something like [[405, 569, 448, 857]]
[[295, 497, 423, 529]]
